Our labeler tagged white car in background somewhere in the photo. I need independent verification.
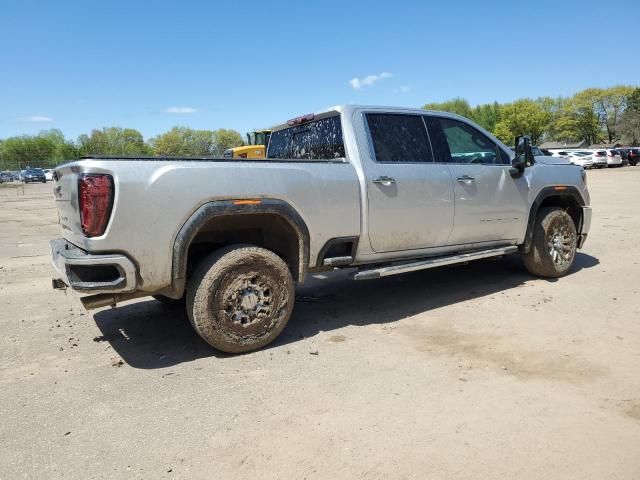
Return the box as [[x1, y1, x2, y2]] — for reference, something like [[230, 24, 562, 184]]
[[553, 151, 594, 169], [605, 149, 623, 167], [43, 169, 54, 181], [588, 150, 608, 169]]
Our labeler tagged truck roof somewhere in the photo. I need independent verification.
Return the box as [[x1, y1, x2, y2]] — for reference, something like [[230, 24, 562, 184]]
[[269, 104, 478, 132]]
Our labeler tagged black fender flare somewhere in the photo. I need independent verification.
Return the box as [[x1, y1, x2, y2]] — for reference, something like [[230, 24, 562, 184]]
[[168, 199, 310, 297], [522, 186, 586, 253]]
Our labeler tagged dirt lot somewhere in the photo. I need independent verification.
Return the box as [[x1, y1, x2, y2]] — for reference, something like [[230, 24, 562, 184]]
[[1, 171, 639, 480]]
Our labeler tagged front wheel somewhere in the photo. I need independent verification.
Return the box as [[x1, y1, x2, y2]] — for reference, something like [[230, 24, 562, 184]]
[[186, 245, 295, 353], [523, 207, 577, 278]]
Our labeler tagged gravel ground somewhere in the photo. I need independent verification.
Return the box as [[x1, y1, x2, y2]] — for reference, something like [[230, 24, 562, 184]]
[[1, 170, 639, 480]]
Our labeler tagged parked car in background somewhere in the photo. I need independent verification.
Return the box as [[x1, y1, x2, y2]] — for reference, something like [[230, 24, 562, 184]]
[[627, 148, 640, 166], [22, 168, 47, 183], [43, 169, 54, 181], [547, 149, 567, 157], [606, 149, 623, 167], [555, 151, 594, 169], [0, 172, 13, 183], [589, 150, 608, 169], [616, 149, 630, 166]]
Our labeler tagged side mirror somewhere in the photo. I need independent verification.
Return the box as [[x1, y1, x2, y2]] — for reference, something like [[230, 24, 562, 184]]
[[511, 135, 533, 176]]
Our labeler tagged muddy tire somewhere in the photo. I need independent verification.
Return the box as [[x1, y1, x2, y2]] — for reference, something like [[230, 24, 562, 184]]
[[186, 245, 294, 353], [152, 295, 185, 306], [523, 207, 577, 278]]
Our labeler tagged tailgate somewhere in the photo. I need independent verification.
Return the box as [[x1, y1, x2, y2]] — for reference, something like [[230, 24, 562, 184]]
[[53, 165, 84, 244]]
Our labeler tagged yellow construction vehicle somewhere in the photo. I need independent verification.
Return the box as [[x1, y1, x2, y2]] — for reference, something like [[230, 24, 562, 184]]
[[223, 130, 271, 159]]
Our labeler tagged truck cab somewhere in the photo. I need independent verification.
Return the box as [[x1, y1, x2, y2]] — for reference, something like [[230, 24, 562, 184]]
[[50, 105, 591, 354]]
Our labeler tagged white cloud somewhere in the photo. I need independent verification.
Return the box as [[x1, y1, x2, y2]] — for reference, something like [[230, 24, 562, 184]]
[[165, 106, 198, 114], [19, 115, 53, 122], [349, 72, 392, 90]]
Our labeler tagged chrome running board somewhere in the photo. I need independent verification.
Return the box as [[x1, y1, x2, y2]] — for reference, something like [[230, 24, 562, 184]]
[[354, 246, 518, 280]]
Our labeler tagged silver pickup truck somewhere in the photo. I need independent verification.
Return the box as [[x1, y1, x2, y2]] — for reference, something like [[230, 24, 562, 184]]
[[50, 105, 591, 353]]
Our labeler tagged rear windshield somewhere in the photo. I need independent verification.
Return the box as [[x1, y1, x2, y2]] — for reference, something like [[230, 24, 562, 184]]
[[267, 115, 345, 160]]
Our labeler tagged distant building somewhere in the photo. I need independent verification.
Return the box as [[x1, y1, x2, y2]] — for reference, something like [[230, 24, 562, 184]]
[[589, 143, 622, 149], [539, 140, 589, 149]]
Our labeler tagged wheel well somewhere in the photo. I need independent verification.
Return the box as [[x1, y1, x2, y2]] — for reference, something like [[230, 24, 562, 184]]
[[522, 191, 584, 253], [186, 213, 302, 283], [539, 195, 582, 229]]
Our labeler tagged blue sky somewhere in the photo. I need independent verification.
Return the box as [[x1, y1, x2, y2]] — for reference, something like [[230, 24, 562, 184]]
[[1, 0, 639, 141]]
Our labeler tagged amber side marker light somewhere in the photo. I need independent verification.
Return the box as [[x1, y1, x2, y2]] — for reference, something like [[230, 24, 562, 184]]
[[232, 199, 262, 205], [554, 186, 568, 191]]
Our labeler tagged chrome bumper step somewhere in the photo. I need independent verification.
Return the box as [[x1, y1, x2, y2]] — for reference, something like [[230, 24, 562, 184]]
[[354, 246, 518, 280]]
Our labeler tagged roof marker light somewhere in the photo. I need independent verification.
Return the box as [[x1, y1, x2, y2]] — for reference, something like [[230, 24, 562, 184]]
[[287, 113, 315, 126]]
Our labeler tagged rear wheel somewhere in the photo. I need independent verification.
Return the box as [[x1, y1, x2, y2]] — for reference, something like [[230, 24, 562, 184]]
[[186, 245, 294, 353], [523, 207, 577, 278]]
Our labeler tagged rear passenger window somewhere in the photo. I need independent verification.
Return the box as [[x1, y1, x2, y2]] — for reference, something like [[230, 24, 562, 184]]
[[267, 115, 345, 159], [427, 117, 509, 165], [366, 114, 433, 163]]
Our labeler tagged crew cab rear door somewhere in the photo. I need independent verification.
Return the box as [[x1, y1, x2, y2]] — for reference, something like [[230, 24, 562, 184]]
[[424, 115, 529, 244], [361, 113, 454, 252]]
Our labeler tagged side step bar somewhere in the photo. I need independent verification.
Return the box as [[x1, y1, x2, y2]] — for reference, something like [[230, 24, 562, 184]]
[[354, 246, 518, 280]]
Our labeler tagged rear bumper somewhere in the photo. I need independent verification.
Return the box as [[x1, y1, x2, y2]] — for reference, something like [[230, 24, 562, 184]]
[[578, 206, 592, 248], [50, 238, 137, 293]]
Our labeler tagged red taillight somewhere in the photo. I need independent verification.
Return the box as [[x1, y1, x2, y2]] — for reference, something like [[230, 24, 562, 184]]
[[78, 174, 113, 237]]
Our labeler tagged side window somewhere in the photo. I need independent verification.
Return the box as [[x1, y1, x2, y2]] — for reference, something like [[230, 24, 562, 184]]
[[267, 116, 345, 159], [429, 117, 508, 165], [366, 114, 433, 163]]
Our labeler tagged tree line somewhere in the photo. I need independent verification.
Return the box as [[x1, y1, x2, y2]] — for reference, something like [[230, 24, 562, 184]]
[[423, 85, 640, 146], [0, 126, 245, 170], [2, 85, 639, 170]]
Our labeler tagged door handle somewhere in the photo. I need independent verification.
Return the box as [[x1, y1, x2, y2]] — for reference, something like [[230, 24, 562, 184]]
[[372, 176, 396, 186], [456, 175, 475, 184]]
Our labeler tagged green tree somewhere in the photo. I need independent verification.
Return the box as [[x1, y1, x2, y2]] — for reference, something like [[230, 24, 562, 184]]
[[149, 127, 217, 156], [493, 99, 550, 145], [423, 98, 473, 118], [149, 127, 244, 156], [212, 128, 244, 155], [78, 127, 150, 156], [555, 91, 601, 144], [592, 86, 635, 143], [471, 102, 501, 132], [618, 88, 640, 144], [38, 129, 78, 162], [0, 135, 56, 169]]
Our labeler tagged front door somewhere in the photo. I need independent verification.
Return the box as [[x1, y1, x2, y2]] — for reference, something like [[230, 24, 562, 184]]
[[362, 113, 455, 253], [425, 116, 529, 244]]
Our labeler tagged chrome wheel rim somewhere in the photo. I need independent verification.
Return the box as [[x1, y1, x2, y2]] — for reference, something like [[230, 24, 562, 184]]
[[222, 274, 272, 328], [547, 221, 576, 267]]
